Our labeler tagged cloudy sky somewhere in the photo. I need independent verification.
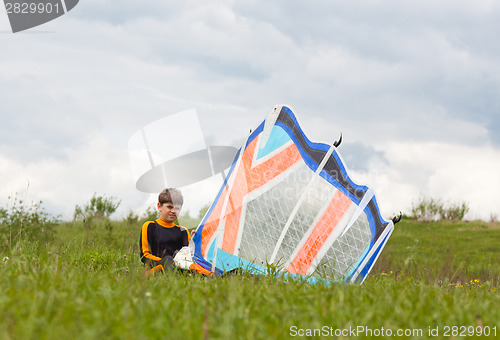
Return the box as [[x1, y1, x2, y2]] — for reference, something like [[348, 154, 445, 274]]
[[1, 1, 499, 222]]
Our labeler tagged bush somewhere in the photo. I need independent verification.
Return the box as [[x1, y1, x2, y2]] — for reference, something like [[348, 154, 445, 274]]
[[411, 196, 470, 222], [411, 196, 442, 221], [0, 194, 59, 250], [73, 193, 121, 229], [123, 210, 139, 226], [440, 201, 469, 221]]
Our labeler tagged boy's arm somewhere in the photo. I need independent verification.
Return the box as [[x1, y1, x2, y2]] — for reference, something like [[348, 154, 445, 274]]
[[140, 221, 162, 263], [180, 225, 190, 246]]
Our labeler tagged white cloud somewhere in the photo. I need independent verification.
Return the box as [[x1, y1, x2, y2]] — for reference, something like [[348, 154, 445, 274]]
[[1, 0, 500, 221], [0, 136, 135, 220], [369, 141, 500, 220]]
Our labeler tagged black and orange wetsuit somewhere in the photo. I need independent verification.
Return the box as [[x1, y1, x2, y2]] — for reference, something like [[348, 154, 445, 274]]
[[140, 218, 189, 272], [140, 218, 212, 276]]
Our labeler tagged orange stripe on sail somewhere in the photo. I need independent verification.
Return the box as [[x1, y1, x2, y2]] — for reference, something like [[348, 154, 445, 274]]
[[287, 190, 352, 275], [247, 144, 302, 192], [221, 206, 242, 253], [200, 185, 226, 257], [200, 136, 258, 256], [220, 137, 302, 254], [217, 140, 255, 254]]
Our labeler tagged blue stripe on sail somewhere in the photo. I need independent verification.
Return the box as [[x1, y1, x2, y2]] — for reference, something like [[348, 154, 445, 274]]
[[348, 230, 391, 283], [344, 243, 371, 281], [214, 249, 336, 284], [256, 125, 291, 160], [206, 237, 217, 263]]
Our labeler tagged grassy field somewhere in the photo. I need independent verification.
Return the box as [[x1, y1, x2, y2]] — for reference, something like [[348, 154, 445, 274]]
[[0, 218, 498, 339]]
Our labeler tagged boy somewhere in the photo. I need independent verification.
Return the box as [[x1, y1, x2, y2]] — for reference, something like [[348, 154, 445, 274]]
[[139, 188, 212, 276]]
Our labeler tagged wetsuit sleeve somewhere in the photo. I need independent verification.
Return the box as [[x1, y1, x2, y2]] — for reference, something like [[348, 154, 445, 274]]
[[140, 221, 162, 263], [180, 226, 190, 247]]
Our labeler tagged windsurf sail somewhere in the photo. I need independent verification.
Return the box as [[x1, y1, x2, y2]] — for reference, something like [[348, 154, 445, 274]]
[[191, 105, 395, 284]]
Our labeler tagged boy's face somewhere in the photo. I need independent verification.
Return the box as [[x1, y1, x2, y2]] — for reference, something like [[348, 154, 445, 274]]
[[158, 201, 182, 223]]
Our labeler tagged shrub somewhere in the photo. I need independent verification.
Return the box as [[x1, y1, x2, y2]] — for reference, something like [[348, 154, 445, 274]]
[[123, 210, 139, 226], [440, 201, 469, 221], [490, 213, 498, 223], [0, 194, 59, 250], [411, 196, 442, 222], [73, 193, 121, 229], [411, 196, 470, 222]]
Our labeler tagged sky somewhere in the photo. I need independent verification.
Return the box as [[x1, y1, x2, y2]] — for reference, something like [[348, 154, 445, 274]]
[[1, 0, 499, 222]]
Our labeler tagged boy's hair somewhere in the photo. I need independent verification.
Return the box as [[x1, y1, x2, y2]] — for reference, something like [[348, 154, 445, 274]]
[[158, 188, 183, 206]]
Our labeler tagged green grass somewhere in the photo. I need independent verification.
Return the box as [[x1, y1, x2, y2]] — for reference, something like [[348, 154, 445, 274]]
[[0, 219, 498, 339], [374, 219, 500, 284]]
